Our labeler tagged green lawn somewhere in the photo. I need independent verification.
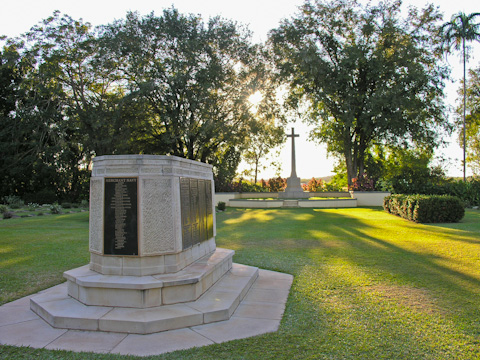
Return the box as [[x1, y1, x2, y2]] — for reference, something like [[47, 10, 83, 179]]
[[1, 208, 480, 359], [0, 212, 90, 305]]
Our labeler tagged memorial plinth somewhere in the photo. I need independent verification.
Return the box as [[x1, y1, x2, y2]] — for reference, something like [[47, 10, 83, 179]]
[[30, 155, 267, 334], [67, 155, 227, 308], [88, 155, 216, 276]]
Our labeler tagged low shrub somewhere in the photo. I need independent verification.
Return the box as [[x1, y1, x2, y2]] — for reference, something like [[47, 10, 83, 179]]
[[0, 205, 7, 214], [303, 178, 324, 192], [3, 195, 23, 208], [27, 203, 40, 211], [61, 202, 72, 209], [217, 202, 226, 211], [349, 174, 375, 191], [387, 177, 480, 207], [216, 178, 275, 193], [50, 204, 62, 214], [384, 194, 465, 223], [3, 211, 14, 219], [267, 177, 287, 192]]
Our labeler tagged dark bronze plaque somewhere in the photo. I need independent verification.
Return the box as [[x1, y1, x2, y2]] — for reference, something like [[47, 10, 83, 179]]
[[198, 180, 206, 243], [205, 181, 213, 238], [180, 178, 213, 249], [190, 179, 200, 245], [104, 178, 138, 255], [180, 178, 192, 249]]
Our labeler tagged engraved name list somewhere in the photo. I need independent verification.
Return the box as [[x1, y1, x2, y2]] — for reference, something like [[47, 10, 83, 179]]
[[104, 178, 138, 255]]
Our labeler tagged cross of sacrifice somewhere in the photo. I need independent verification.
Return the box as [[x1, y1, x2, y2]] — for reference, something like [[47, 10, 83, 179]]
[[286, 127, 299, 178]]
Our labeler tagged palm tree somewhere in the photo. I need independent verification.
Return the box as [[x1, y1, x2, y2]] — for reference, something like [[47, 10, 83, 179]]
[[441, 12, 480, 181]]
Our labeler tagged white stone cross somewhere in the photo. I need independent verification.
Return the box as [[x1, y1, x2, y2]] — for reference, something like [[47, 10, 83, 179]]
[[286, 127, 299, 178]]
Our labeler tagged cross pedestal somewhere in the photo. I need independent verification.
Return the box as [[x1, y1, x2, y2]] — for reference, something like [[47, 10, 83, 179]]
[[278, 128, 309, 199]]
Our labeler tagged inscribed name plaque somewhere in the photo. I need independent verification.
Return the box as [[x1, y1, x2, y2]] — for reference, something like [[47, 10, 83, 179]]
[[104, 177, 138, 255], [180, 178, 214, 250]]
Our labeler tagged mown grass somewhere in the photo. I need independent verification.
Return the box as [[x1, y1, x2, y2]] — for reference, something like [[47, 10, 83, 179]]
[[0, 213, 90, 305], [1, 208, 480, 359], [2, 205, 87, 218]]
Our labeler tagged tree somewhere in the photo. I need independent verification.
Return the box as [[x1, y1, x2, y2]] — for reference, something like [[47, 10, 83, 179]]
[[0, 12, 141, 202], [377, 147, 445, 194], [242, 96, 284, 183], [269, 0, 449, 186], [25, 12, 137, 158], [4, 12, 138, 201], [99, 8, 276, 174], [0, 38, 66, 201], [241, 48, 286, 184], [304, 177, 323, 191], [242, 127, 283, 184], [441, 12, 480, 181], [460, 64, 480, 175], [1, 9, 285, 200]]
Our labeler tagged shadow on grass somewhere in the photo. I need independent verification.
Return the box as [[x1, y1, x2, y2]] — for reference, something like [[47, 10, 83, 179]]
[[216, 207, 480, 357], [217, 208, 480, 288]]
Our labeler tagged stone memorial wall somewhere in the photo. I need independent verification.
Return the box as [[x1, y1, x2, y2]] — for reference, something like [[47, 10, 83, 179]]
[[88, 155, 216, 275]]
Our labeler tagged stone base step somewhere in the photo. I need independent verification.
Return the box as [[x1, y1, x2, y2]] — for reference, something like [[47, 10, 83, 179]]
[[63, 248, 234, 308], [282, 200, 299, 208], [30, 263, 258, 335]]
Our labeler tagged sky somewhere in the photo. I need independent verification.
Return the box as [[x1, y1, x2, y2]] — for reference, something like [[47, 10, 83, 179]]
[[1, 0, 479, 180]]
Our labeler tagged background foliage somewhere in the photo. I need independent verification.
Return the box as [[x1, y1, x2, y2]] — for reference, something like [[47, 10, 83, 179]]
[[270, 0, 450, 186], [0, 9, 283, 202]]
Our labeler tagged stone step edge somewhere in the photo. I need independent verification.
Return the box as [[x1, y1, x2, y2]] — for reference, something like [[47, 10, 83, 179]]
[[65, 248, 235, 308], [30, 263, 259, 335], [64, 248, 235, 290]]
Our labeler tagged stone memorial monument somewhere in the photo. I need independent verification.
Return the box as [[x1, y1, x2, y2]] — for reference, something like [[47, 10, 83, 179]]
[[279, 128, 309, 199], [29, 155, 261, 334]]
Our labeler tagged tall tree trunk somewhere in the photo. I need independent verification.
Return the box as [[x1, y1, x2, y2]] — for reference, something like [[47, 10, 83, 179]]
[[463, 37, 467, 182], [345, 150, 356, 187]]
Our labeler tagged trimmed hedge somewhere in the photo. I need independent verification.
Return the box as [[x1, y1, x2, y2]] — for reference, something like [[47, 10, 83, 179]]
[[384, 194, 465, 223], [217, 201, 226, 211]]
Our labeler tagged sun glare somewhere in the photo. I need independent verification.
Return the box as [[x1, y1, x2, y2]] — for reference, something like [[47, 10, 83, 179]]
[[248, 91, 263, 107]]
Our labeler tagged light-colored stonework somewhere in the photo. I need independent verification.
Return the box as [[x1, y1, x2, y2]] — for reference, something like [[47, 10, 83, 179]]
[[53, 155, 224, 316], [89, 178, 104, 253], [1, 269, 293, 356], [60, 248, 234, 309], [349, 191, 391, 206], [30, 262, 257, 334], [88, 155, 216, 276], [23, 155, 293, 352], [279, 127, 310, 199]]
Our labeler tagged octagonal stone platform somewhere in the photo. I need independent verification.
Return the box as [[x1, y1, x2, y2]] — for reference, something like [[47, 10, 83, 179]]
[[30, 262, 259, 335], [62, 248, 233, 309], [25, 155, 292, 343], [1, 269, 293, 356]]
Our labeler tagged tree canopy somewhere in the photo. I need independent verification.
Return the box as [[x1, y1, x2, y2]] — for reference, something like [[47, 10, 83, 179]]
[[269, 0, 450, 185], [0, 8, 283, 200]]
